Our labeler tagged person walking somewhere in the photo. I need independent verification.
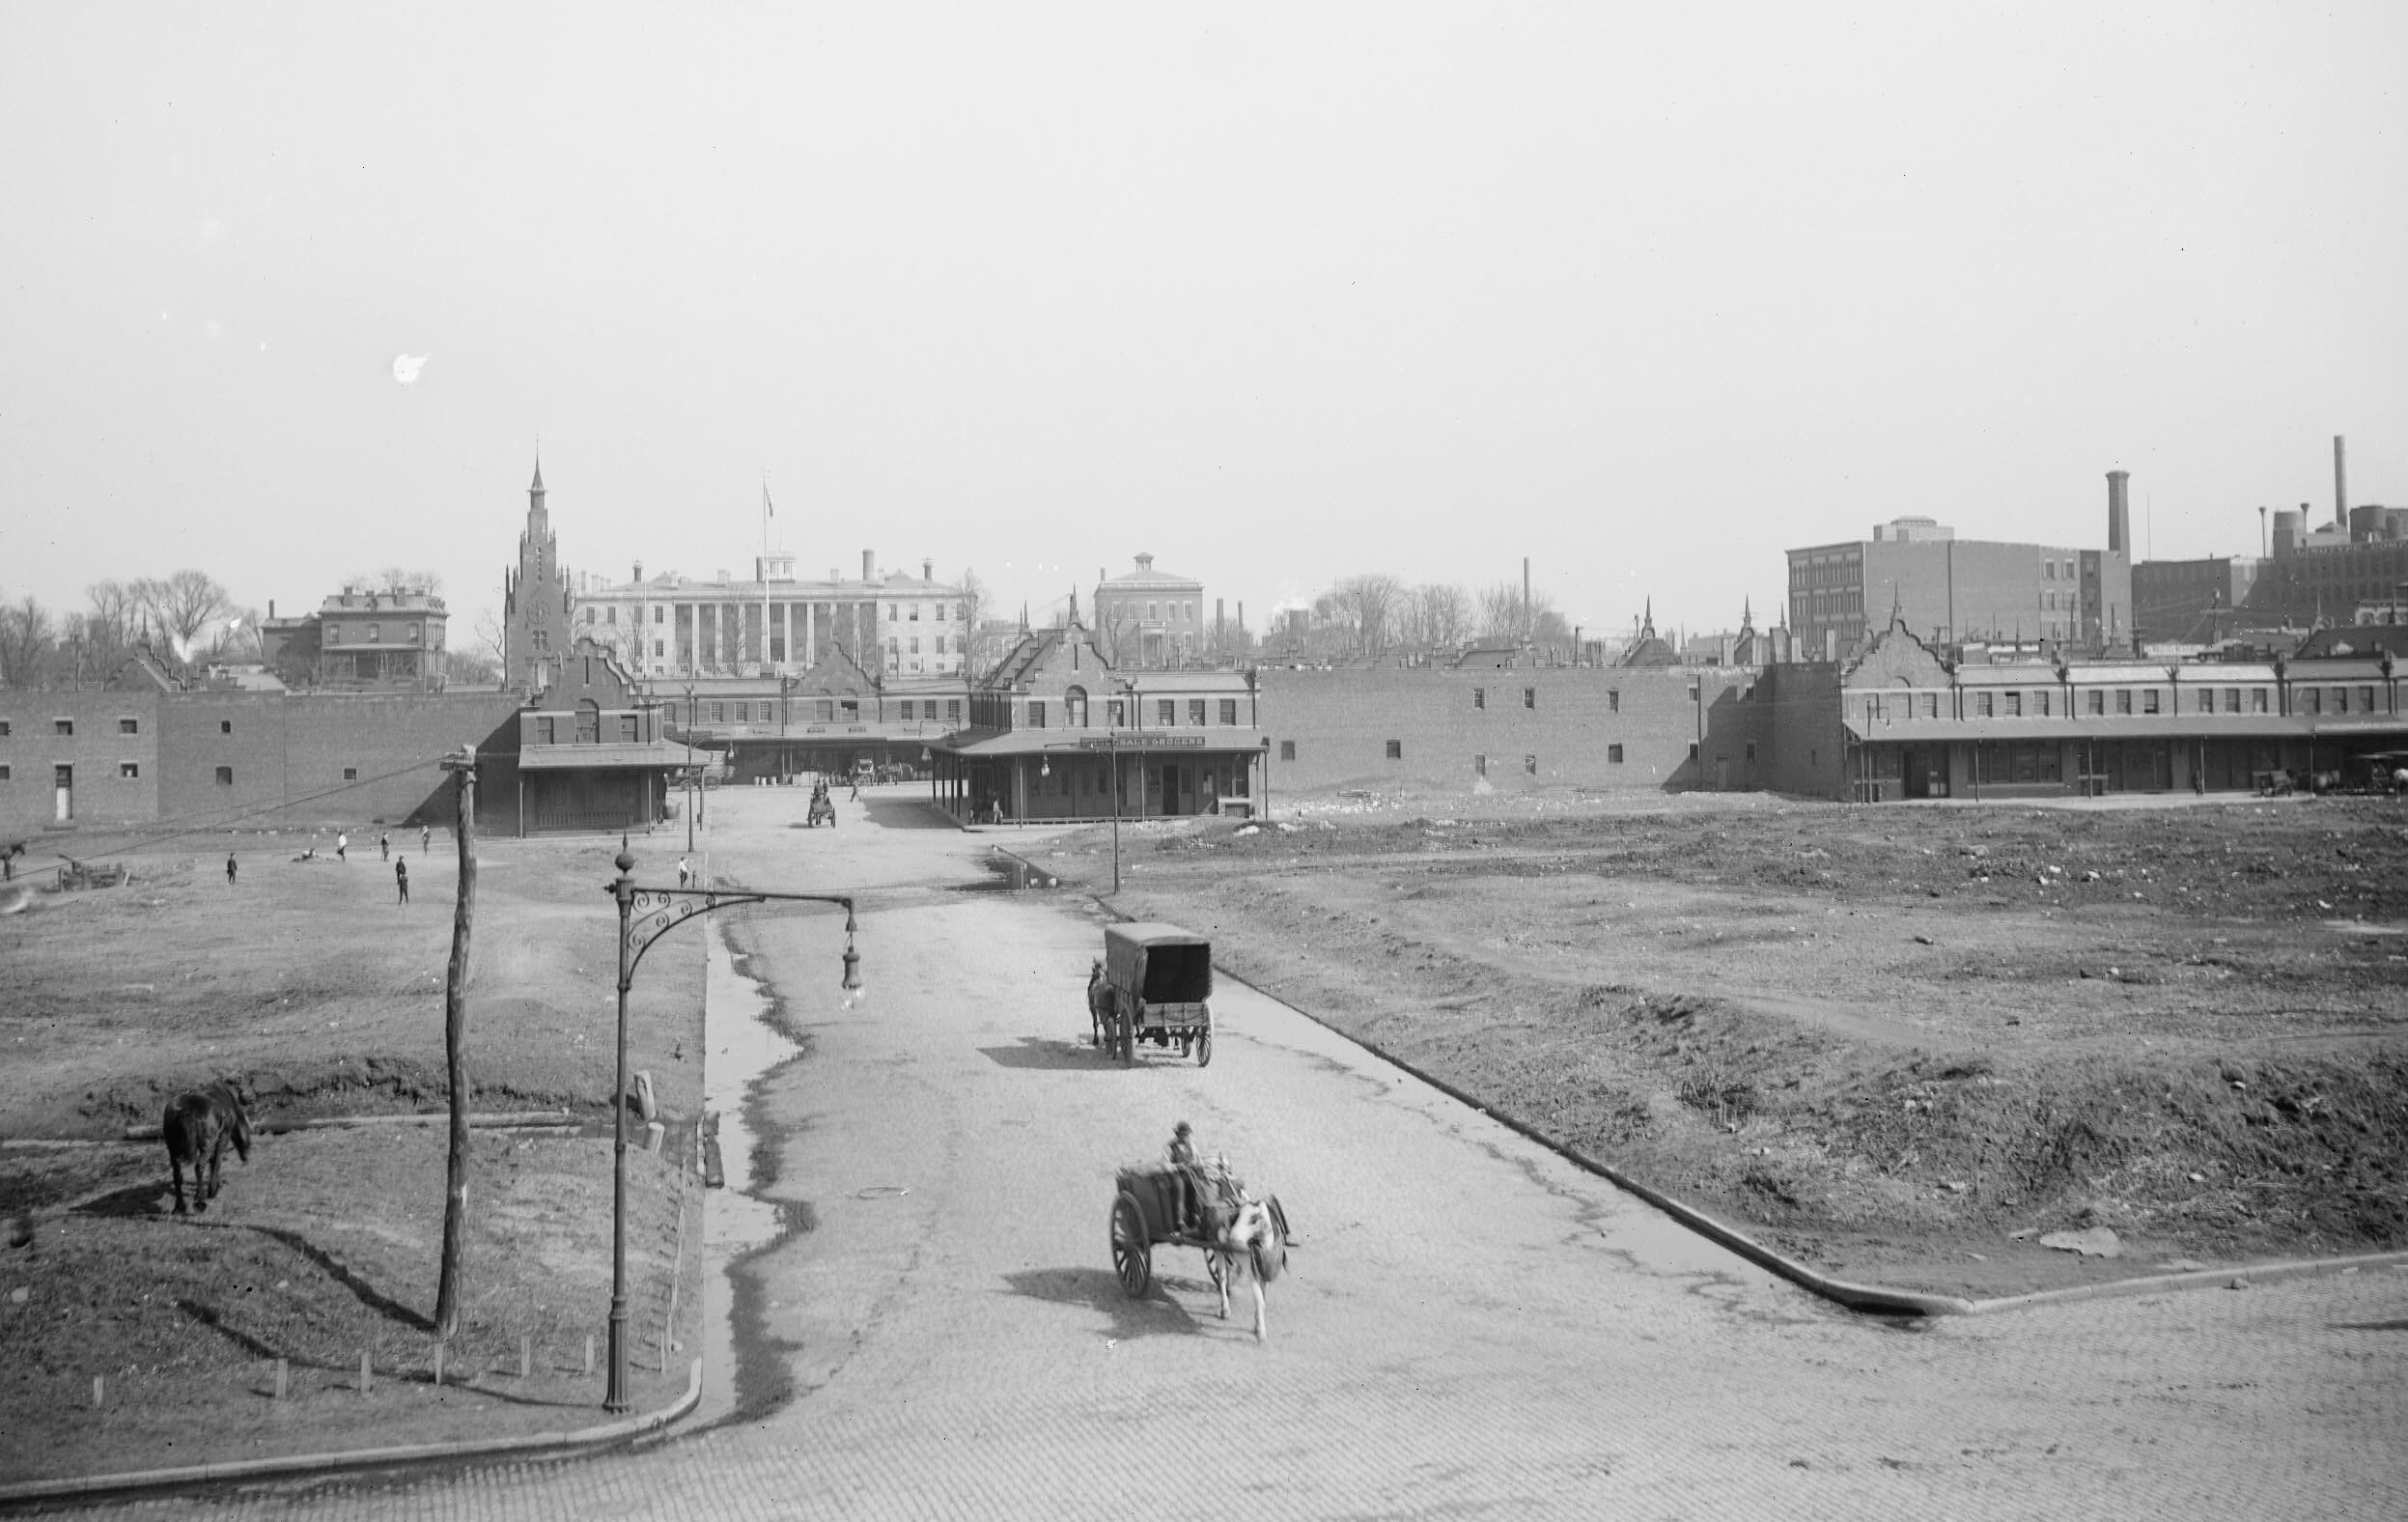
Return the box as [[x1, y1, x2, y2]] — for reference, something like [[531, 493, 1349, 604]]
[[226, 852, 238, 886], [421, 823, 432, 854], [336, 831, 349, 862], [395, 856, 408, 904], [379, 831, 390, 861], [677, 856, 691, 888]]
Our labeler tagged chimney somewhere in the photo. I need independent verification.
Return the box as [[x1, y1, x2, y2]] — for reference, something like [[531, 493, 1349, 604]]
[[862, 550, 875, 581], [267, 600, 275, 619], [633, 560, 643, 583], [2336, 435, 2348, 528], [2106, 470, 2130, 555], [923, 557, 933, 582]]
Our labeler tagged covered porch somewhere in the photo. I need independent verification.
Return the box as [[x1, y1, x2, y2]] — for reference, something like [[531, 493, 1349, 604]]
[[928, 729, 1269, 825]]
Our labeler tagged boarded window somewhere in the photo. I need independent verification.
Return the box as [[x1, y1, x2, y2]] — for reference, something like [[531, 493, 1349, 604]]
[[1608, 744, 1624, 763], [1279, 741, 1296, 761], [1474, 754, 1488, 776], [1524, 688, 1535, 709], [214, 766, 233, 785], [119, 718, 139, 734], [119, 762, 139, 779], [1385, 740, 1402, 759], [1473, 688, 1486, 709]]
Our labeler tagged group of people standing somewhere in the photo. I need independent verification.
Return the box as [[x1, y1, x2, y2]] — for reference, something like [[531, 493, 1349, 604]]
[[228, 822, 438, 903]]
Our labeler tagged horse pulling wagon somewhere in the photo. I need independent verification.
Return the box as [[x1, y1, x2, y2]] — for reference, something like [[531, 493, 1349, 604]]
[[1086, 922, 1214, 1065], [1108, 1158, 1293, 1339]]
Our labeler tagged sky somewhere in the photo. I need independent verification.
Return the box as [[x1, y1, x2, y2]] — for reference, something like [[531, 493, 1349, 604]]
[[5, 3, 2406, 647]]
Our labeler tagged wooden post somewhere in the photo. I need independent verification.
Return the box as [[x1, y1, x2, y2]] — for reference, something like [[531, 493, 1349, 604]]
[[583, 1335, 595, 1376], [92, 1375, 104, 1409], [433, 1339, 445, 1387], [274, 1358, 289, 1399], [434, 747, 477, 1336], [519, 1335, 532, 1379], [359, 1350, 373, 1395]]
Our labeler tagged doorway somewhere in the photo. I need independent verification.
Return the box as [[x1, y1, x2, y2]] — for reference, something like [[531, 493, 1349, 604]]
[[1901, 747, 1929, 800], [54, 764, 72, 823]]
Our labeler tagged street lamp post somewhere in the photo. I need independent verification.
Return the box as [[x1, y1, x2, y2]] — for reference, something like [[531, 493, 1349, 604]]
[[604, 843, 860, 1412]]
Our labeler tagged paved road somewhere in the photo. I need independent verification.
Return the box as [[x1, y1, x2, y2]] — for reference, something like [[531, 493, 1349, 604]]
[[88, 786, 2408, 1519]]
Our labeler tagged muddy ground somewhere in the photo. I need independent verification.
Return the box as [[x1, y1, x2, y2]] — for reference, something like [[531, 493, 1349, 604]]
[[1060, 791, 2408, 1299], [0, 830, 707, 1485]]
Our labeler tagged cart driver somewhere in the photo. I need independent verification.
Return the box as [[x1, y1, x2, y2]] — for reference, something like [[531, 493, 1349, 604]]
[[1167, 1121, 1203, 1232]]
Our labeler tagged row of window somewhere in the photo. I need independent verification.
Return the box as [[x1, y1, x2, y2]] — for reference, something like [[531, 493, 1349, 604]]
[[1020, 697, 1243, 728], [592, 602, 966, 627], [684, 698, 969, 726], [1471, 687, 1540, 711], [4, 763, 257, 784], [1, 718, 247, 738], [325, 623, 424, 645], [1868, 684, 2388, 720]]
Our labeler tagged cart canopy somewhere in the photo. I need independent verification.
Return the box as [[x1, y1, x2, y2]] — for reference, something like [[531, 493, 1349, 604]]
[[1105, 921, 1214, 1005]]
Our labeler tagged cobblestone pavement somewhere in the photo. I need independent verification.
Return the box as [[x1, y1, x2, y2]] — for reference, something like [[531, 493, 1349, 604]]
[[63, 790, 2408, 1520]]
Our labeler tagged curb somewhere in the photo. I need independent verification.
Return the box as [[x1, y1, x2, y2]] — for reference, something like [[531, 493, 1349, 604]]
[[1081, 886, 2408, 1319], [0, 1358, 703, 1508]]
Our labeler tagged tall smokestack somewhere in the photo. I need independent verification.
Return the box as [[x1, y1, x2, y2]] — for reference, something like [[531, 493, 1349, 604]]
[[2336, 436, 2349, 528], [862, 550, 875, 581], [2106, 470, 2130, 555]]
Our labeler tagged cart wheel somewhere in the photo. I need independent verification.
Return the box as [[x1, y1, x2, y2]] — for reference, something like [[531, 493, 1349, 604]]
[[1195, 1028, 1212, 1067], [1110, 1193, 1152, 1296]]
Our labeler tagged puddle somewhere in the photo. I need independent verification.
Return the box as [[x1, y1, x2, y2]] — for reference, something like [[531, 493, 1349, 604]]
[[692, 922, 802, 1427], [956, 849, 1066, 893]]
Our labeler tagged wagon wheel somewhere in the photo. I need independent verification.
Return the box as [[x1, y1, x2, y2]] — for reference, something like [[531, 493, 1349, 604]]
[[1195, 1027, 1212, 1067], [1109, 1192, 1152, 1296]]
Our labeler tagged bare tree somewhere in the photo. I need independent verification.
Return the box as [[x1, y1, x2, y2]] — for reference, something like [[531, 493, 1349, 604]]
[[83, 579, 144, 674], [0, 595, 58, 688], [350, 567, 444, 595], [471, 607, 508, 668], [143, 570, 235, 650], [1473, 581, 1523, 640], [1402, 583, 1470, 650]]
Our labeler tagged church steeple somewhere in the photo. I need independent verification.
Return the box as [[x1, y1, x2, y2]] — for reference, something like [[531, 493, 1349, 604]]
[[529, 454, 546, 510]]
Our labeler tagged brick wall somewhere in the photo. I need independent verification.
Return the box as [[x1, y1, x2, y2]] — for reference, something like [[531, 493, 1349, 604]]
[[1759, 662, 1848, 799], [0, 691, 164, 838], [1257, 666, 1773, 798], [157, 691, 524, 834]]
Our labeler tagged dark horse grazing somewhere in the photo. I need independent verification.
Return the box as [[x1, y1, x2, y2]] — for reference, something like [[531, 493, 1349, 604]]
[[164, 1085, 250, 1216]]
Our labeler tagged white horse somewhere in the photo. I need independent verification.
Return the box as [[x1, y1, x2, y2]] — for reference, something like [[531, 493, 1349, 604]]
[[1204, 1188, 1291, 1342]]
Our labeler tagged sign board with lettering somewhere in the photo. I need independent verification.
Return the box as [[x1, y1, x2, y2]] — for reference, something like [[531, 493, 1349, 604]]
[[1079, 733, 1209, 749]]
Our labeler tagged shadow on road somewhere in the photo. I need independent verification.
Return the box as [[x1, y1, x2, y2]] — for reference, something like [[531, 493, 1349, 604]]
[[71, 1183, 169, 1218], [859, 796, 961, 831], [978, 1037, 1111, 1070], [997, 1266, 1204, 1341]]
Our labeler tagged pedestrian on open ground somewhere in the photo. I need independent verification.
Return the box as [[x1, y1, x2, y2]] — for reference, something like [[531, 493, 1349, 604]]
[[226, 852, 238, 886], [379, 831, 390, 860], [395, 856, 408, 904], [677, 856, 691, 888], [336, 831, 349, 862], [421, 823, 432, 854]]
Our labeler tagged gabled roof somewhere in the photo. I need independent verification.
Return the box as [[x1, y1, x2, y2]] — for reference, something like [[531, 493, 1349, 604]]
[[982, 620, 1114, 691], [793, 644, 880, 695]]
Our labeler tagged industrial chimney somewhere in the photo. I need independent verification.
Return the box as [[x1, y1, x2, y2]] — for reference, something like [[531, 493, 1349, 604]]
[[2336, 436, 2349, 528], [2106, 470, 2130, 555], [923, 558, 934, 582], [862, 550, 876, 581]]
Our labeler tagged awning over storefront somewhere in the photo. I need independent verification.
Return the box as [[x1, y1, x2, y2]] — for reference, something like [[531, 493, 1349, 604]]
[[518, 740, 691, 770], [1843, 715, 2321, 744], [933, 726, 1269, 758]]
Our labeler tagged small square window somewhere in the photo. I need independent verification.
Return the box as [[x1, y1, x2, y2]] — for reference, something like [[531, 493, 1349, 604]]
[[119, 718, 140, 735], [1608, 744, 1624, 764], [119, 762, 139, 779], [214, 766, 234, 785], [1279, 741, 1296, 761], [0, 764, 10, 780], [1608, 691, 1620, 713], [54, 719, 72, 737], [1385, 740, 1402, 760], [343, 768, 358, 781]]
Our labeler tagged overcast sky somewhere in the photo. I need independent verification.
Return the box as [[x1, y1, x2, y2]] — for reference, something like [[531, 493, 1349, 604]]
[[5, 3, 2404, 645]]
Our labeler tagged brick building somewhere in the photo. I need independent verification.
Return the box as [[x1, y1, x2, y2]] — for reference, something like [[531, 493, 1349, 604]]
[[512, 639, 686, 835], [256, 586, 450, 691], [929, 609, 1265, 822], [2134, 556, 2261, 647], [501, 459, 573, 695]]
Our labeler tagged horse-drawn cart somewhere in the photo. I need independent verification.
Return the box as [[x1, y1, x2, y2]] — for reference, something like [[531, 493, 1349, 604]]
[[1107, 1160, 1290, 1302], [1088, 921, 1213, 1065], [806, 788, 836, 827]]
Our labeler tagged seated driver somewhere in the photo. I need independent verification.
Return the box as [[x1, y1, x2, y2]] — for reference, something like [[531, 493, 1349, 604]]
[[1166, 1121, 1202, 1230]]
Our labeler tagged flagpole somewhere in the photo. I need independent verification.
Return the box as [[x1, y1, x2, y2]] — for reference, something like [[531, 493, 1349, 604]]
[[761, 474, 772, 677]]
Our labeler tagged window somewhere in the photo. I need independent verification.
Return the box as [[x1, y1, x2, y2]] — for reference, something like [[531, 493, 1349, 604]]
[[1524, 754, 1537, 775], [1608, 690, 1620, 713], [368, 624, 380, 643], [2224, 688, 2240, 713], [1474, 754, 1488, 776], [119, 718, 139, 735], [585, 607, 598, 624], [2004, 692, 2022, 718], [1745, 742, 1757, 763], [910, 604, 920, 621], [948, 700, 962, 724], [327, 626, 341, 644], [2036, 691, 2052, 717], [1188, 699, 1205, 726], [1473, 687, 1486, 709], [817, 700, 834, 721], [1524, 688, 1535, 710], [711, 702, 727, 722], [0, 720, 8, 735], [1028, 700, 1047, 728], [910, 637, 920, 654], [119, 762, 139, 779], [2335, 687, 2351, 715], [654, 606, 664, 624], [2360, 686, 2376, 712], [342, 767, 358, 781], [54, 719, 72, 736], [214, 766, 233, 785], [936, 604, 946, 622], [1385, 740, 1402, 759], [1279, 741, 1296, 761], [1976, 692, 1994, 718], [1148, 602, 1159, 621], [1688, 743, 1699, 762], [1158, 699, 1175, 725], [620, 716, 638, 743], [2302, 688, 2321, 715], [2252, 689, 2269, 714], [407, 624, 420, 641], [0, 765, 9, 780], [1608, 744, 1624, 764], [2143, 691, 2161, 715], [887, 605, 897, 622], [2086, 691, 2105, 716], [1219, 699, 1237, 725], [2115, 690, 2133, 715], [898, 700, 915, 721]]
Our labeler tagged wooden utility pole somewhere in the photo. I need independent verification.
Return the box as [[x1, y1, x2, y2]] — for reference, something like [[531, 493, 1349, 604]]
[[434, 747, 478, 1338]]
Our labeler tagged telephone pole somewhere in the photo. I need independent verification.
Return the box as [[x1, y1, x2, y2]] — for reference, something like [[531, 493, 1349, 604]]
[[434, 747, 478, 1337]]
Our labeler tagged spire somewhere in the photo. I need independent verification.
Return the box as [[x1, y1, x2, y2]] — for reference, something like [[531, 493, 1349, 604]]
[[1741, 597, 1754, 632], [1069, 588, 1081, 627], [529, 452, 546, 509], [1639, 597, 1656, 636]]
